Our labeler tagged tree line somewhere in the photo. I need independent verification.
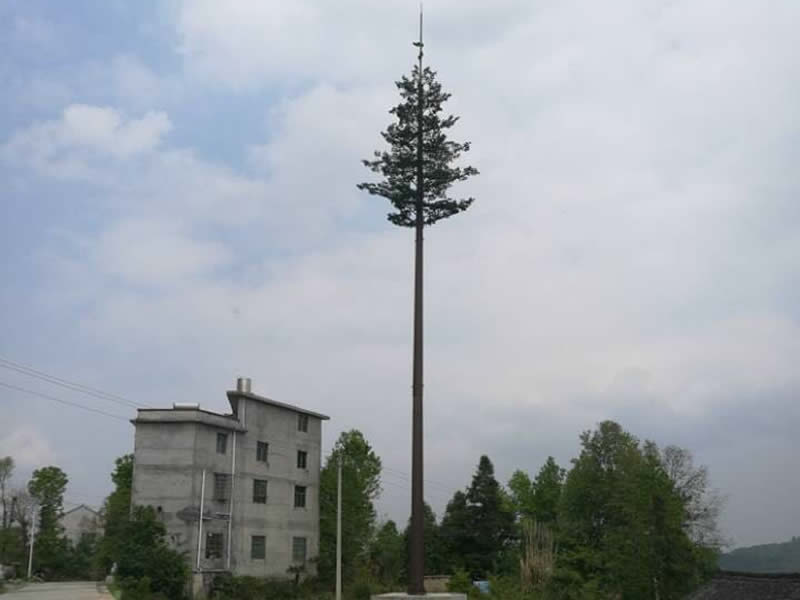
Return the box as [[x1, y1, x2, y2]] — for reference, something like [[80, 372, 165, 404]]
[[317, 421, 724, 600], [0, 419, 724, 599], [0, 454, 185, 599]]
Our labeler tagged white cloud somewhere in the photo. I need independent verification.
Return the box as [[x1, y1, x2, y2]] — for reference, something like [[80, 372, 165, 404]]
[[0, 428, 56, 469], [95, 219, 233, 286], [2, 104, 171, 178]]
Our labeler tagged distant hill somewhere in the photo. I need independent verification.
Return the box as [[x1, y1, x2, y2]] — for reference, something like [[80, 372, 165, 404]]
[[719, 536, 800, 573]]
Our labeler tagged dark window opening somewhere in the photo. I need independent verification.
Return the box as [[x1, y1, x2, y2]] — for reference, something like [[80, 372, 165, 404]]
[[297, 450, 308, 469], [251, 535, 266, 560], [216, 432, 227, 454], [256, 441, 269, 463], [213, 473, 231, 502], [292, 536, 307, 563], [206, 532, 223, 559], [253, 479, 267, 504], [294, 485, 307, 508], [297, 414, 309, 432]]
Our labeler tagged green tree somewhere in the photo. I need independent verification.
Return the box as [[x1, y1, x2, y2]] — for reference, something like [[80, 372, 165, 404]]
[[28, 466, 69, 577], [116, 505, 187, 599], [66, 533, 99, 580], [508, 470, 536, 522], [358, 27, 478, 595], [440, 490, 471, 573], [554, 422, 705, 600], [403, 502, 446, 576], [532, 456, 565, 524], [319, 430, 382, 586], [95, 454, 133, 573], [441, 456, 514, 577], [371, 520, 405, 586]]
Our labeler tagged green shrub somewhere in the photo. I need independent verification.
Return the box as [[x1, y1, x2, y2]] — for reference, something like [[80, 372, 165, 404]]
[[449, 568, 473, 593], [348, 580, 372, 600], [120, 576, 152, 600], [116, 507, 188, 599]]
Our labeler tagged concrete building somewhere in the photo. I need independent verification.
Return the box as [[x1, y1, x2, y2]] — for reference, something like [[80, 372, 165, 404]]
[[60, 504, 101, 544], [130, 378, 329, 585]]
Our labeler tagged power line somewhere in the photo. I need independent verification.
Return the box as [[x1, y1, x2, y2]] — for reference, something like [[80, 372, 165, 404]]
[[0, 356, 149, 409], [0, 381, 130, 422]]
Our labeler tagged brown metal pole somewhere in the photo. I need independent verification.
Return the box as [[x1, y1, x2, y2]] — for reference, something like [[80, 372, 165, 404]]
[[408, 10, 425, 595]]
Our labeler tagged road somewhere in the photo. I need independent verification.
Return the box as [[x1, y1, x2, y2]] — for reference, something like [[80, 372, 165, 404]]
[[2, 582, 112, 599]]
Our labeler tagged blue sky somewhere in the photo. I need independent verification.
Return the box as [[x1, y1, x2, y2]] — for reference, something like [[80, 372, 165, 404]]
[[2, 0, 799, 548]]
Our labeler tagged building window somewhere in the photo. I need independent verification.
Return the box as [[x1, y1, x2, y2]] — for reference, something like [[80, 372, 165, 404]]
[[297, 414, 309, 432], [292, 537, 307, 564], [253, 479, 267, 504], [297, 450, 307, 469], [206, 532, 223, 559], [251, 535, 266, 560], [213, 473, 231, 501], [294, 485, 307, 508], [216, 432, 227, 454], [256, 441, 269, 463]]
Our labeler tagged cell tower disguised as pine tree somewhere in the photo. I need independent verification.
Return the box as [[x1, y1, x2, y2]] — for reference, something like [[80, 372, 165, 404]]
[[357, 10, 478, 595]]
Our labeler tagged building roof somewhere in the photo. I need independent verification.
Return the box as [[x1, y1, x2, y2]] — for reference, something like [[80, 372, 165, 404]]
[[132, 407, 247, 432], [687, 571, 800, 600], [62, 504, 99, 517], [226, 389, 330, 420]]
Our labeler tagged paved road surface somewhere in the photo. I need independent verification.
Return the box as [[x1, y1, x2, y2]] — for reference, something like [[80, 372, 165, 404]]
[[2, 582, 112, 599]]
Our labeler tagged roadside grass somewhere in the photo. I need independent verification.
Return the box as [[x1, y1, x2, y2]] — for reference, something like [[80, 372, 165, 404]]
[[107, 581, 122, 599]]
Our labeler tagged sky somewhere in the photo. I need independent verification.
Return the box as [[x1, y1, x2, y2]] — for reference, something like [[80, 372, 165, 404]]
[[1, 0, 798, 550]]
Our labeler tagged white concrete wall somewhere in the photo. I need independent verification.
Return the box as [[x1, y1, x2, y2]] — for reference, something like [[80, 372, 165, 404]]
[[229, 397, 322, 577], [60, 506, 100, 545], [131, 397, 323, 580]]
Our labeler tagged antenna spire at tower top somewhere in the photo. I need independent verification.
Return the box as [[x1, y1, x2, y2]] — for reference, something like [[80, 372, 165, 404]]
[[413, 3, 424, 64]]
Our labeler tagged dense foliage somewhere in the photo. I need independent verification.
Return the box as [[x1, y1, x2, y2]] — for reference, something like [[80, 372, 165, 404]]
[[94, 453, 133, 573], [28, 466, 70, 577], [116, 505, 188, 599], [318, 430, 382, 586], [357, 63, 478, 227]]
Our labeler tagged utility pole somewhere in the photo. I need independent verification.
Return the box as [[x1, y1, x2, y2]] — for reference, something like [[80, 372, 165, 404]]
[[336, 455, 342, 600], [27, 505, 36, 579], [408, 8, 426, 594]]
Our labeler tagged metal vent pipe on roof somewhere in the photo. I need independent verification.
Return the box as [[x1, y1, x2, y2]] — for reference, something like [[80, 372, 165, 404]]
[[236, 377, 251, 393]]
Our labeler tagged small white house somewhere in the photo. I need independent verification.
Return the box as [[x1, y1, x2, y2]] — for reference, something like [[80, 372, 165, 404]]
[[60, 504, 101, 544]]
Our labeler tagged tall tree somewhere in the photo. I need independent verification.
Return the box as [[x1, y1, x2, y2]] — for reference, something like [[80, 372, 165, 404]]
[[455, 456, 515, 578], [660, 445, 725, 549], [532, 456, 566, 524], [318, 430, 382, 586], [0, 456, 15, 561], [96, 454, 134, 573], [27, 466, 69, 576], [370, 520, 405, 586], [358, 14, 477, 595], [508, 470, 536, 522], [440, 490, 471, 572], [9, 488, 36, 567]]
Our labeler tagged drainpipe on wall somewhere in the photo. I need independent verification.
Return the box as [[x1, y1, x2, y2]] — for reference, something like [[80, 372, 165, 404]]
[[226, 431, 236, 571], [196, 469, 206, 570]]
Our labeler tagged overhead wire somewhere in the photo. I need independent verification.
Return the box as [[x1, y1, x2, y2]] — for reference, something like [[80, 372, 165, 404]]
[[0, 380, 130, 422], [0, 356, 148, 409]]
